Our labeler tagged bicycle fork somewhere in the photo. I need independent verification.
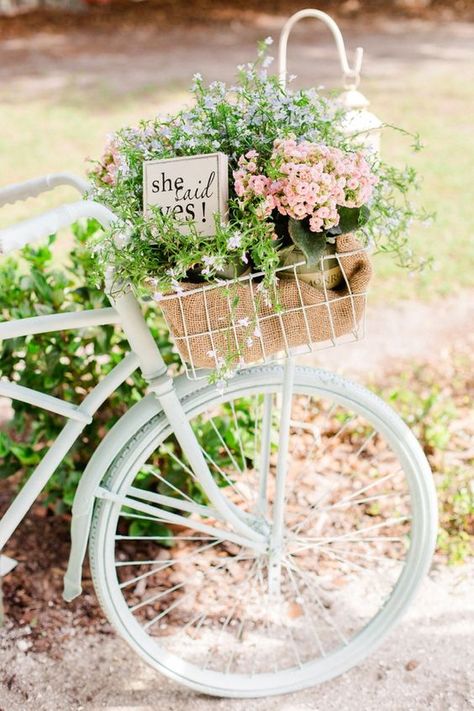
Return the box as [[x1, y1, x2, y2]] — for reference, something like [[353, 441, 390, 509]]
[[110, 290, 266, 550], [268, 357, 295, 596]]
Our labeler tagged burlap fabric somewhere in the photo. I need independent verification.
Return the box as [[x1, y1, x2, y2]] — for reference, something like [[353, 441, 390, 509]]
[[159, 234, 372, 369]]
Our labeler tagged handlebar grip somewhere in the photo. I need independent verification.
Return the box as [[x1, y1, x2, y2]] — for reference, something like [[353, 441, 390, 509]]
[[0, 173, 90, 208], [0, 200, 115, 255]]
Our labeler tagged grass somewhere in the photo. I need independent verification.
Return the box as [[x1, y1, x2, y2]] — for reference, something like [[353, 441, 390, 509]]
[[374, 338, 474, 564], [366, 68, 474, 301], [0, 49, 473, 300]]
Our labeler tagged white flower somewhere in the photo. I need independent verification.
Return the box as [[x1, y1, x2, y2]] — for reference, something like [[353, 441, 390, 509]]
[[202, 255, 223, 275], [262, 56, 274, 69], [114, 221, 133, 249], [207, 349, 217, 359], [204, 96, 217, 110], [253, 326, 262, 338], [246, 337, 253, 347], [171, 279, 185, 295], [227, 232, 242, 250], [264, 36, 273, 45], [238, 317, 250, 328], [152, 292, 163, 301]]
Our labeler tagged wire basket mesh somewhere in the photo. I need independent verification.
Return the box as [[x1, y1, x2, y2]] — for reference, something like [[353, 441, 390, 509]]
[[159, 235, 371, 380]]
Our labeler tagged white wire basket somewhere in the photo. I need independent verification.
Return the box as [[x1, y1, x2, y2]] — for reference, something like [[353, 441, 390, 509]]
[[158, 236, 372, 380]]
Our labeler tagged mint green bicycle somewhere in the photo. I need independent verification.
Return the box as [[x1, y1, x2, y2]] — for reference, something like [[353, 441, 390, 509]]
[[0, 171, 437, 698]]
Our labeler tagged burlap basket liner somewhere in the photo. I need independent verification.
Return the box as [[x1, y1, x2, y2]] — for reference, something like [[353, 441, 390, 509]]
[[160, 234, 372, 369]]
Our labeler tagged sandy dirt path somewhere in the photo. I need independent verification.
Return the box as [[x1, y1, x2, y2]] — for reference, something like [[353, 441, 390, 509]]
[[1, 562, 473, 711], [1, 17, 474, 101]]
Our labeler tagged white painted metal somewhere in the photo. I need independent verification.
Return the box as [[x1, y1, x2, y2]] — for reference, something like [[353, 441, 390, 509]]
[[0, 308, 120, 340], [0, 555, 18, 576], [108, 290, 168, 382], [0, 199, 115, 254], [256, 392, 273, 516], [0, 379, 92, 422], [108, 290, 265, 542], [63, 392, 164, 601], [0, 419, 86, 549], [126, 485, 223, 521], [95, 487, 265, 553], [160, 243, 369, 381], [268, 358, 295, 595], [0, 352, 139, 550], [89, 365, 438, 698], [0, 172, 89, 207], [278, 9, 363, 89]]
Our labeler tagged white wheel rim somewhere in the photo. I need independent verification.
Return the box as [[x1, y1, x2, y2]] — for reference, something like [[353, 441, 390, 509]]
[[90, 367, 437, 698]]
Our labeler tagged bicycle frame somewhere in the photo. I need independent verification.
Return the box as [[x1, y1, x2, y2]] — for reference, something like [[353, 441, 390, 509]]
[[0, 174, 271, 600]]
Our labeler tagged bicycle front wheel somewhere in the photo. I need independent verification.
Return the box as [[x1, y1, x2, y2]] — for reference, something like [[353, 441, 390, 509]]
[[89, 365, 437, 698]]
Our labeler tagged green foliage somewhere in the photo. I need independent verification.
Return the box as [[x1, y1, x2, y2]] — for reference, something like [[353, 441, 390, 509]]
[[87, 44, 429, 303], [288, 218, 327, 266], [0, 221, 178, 511], [379, 367, 473, 564], [330, 205, 371, 237], [0, 232, 259, 517]]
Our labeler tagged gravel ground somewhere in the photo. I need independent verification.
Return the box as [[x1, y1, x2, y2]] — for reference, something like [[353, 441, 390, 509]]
[[0, 562, 473, 710], [310, 290, 474, 377]]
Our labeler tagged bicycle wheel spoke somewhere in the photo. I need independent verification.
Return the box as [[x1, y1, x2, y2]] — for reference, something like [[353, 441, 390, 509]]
[[285, 558, 349, 645], [157, 445, 198, 482], [118, 540, 222, 588], [202, 558, 259, 672], [301, 516, 411, 546], [90, 375, 435, 694], [316, 490, 407, 514], [229, 400, 248, 473], [284, 559, 326, 658], [323, 546, 405, 565], [142, 464, 197, 505], [130, 581, 186, 613], [291, 468, 405, 536], [116, 535, 214, 542], [224, 561, 261, 674], [256, 392, 273, 516], [208, 415, 244, 476], [140, 549, 256, 633], [200, 445, 251, 503]]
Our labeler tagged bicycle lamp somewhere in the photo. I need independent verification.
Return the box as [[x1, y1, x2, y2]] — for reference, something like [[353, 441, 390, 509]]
[[338, 87, 383, 155], [278, 9, 383, 156]]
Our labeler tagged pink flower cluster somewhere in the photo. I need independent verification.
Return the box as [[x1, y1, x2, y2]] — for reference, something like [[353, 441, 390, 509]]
[[234, 150, 277, 220], [92, 137, 122, 186], [234, 139, 377, 233]]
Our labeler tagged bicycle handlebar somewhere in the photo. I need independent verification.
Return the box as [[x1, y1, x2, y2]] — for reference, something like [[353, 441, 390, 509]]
[[0, 200, 116, 255], [0, 172, 90, 208]]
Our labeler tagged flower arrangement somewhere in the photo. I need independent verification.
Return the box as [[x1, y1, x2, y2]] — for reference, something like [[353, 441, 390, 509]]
[[234, 138, 377, 266], [87, 41, 429, 378]]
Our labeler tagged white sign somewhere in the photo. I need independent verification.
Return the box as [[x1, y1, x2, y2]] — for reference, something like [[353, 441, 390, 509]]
[[143, 152, 228, 236]]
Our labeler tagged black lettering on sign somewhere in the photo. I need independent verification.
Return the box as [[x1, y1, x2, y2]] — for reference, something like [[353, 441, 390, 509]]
[[144, 153, 228, 237]]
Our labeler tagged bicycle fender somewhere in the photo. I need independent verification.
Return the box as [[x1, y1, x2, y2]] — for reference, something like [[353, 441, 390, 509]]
[[63, 372, 209, 602], [62, 393, 160, 601]]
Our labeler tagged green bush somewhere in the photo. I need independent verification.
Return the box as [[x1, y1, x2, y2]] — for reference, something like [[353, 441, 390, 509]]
[[0, 229, 471, 562], [379, 368, 474, 564], [0, 221, 178, 511]]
